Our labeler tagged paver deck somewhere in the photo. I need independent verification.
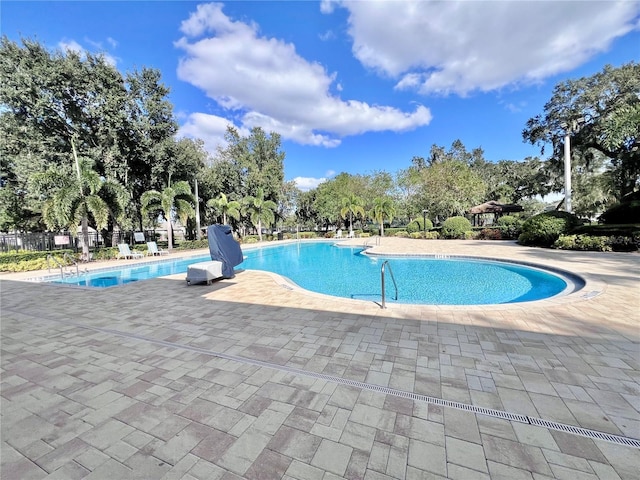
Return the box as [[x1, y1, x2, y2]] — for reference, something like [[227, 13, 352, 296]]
[[1, 238, 639, 479]]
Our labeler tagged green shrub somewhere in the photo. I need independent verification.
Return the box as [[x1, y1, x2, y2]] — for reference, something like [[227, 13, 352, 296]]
[[518, 211, 581, 247], [242, 236, 259, 244], [385, 227, 407, 236], [553, 235, 612, 251], [0, 249, 75, 266], [5, 258, 52, 272], [406, 218, 433, 234], [572, 223, 640, 237], [608, 235, 639, 252], [477, 228, 502, 240], [409, 231, 440, 239], [92, 247, 119, 260], [394, 230, 410, 238], [495, 215, 524, 239], [599, 191, 640, 224], [0, 250, 79, 272], [175, 239, 209, 250], [441, 216, 472, 239], [298, 231, 318, 239]]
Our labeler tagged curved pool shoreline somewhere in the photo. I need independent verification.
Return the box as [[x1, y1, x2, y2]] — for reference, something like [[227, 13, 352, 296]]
[[6, 237, 614, 310]]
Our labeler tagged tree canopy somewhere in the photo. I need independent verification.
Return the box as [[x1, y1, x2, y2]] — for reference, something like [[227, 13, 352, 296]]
[[2, 35, 631, 240], [523, 62, 640, 199], [0, 36, 202, 235]]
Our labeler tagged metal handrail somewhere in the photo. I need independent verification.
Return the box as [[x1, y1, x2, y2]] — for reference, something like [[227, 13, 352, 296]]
[[364, 235, 380, 248], [380, 260, 398, 309], [46, 254, 64, 278], [46, 253, 79, 278], [63, 252, 79, 277]]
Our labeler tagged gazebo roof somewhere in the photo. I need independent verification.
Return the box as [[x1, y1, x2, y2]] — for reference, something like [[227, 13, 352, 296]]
[[468, 201, 524, 215]]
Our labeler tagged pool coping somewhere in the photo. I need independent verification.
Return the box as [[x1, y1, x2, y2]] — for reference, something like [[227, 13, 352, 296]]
[[5, 238, 608, 309]]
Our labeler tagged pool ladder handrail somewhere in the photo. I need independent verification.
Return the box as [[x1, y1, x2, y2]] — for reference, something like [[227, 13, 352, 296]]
[[364, 235, 380, 248], [380, 260, 398, 309], [47, 253, 80, 279]]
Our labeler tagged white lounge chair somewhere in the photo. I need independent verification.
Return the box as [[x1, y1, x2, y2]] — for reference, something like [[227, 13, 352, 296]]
[[117, 244, 143, 259], [146, 241, 168, 256], [336, 229, 343, 238]]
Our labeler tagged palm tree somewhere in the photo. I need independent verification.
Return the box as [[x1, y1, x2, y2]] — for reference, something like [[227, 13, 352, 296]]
[[242, 187, 277, 242], [340, 194, 365, 237], [141, 181, 194, 250], [371, 197, 396, 237], [35, 156, 128, 261], [207, 193, 241, 225]]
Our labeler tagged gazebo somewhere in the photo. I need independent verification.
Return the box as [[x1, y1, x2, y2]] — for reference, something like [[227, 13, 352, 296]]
[[467, 201, 524, 226]]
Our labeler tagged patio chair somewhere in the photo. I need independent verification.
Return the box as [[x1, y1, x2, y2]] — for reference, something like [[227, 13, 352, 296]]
[[336, 229, 343, 238], [146, 241, 168, 256], [117, 243, 143, 259]]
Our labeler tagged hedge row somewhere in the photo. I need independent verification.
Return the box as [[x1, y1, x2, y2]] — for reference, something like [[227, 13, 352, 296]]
[[554, 234, 638, 252]]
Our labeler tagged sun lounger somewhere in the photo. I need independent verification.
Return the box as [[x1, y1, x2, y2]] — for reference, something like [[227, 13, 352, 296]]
[[186, 261, 224, 285], [146, 241, 168, 256], [117, 244, 143, 259]]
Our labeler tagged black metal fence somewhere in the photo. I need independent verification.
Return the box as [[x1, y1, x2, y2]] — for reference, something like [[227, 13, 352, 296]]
[[0, 230, 161, 253]]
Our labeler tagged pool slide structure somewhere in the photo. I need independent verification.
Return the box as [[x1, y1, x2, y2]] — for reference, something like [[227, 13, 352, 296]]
[[186, 224, 243, 285]]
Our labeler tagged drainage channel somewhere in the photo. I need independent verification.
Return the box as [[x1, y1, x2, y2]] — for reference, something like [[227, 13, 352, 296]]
[[9, 311, 640, 450]]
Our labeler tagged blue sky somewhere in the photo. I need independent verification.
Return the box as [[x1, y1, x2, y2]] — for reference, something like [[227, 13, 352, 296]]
[[3, 1, 639, 190]]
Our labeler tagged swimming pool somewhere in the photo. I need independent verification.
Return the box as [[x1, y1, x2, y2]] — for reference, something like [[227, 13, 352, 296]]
[[47, 241, 578, 305]]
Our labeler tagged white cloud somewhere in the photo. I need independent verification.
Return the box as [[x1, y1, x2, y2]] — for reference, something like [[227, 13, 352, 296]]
[[175, 3, 431, 148], [58, 38, 118, 66], [58, 39, 84, 54], [293, 176, 327, 191], [328, 0, 640, 96], [99, 52, 118, 67], [319, 30, 336, 41], [320, 0, 338, 15], [178, 112, 248, 156]]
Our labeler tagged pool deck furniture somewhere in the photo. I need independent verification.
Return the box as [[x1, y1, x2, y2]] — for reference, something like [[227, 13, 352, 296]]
[[116, 243, 143, 259], [146, 241, 168, 256], [185, 260, 224, 285], [1, 239, 639, 479]]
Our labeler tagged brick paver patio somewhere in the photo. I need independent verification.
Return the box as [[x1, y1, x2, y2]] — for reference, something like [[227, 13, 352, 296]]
[[1, 239, 638, 479]]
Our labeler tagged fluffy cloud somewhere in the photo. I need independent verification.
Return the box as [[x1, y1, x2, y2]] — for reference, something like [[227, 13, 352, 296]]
[[179, 112, 233, 157], [58, 38, 117, 66], [175, 3, 431, 149], [293, 176, 328, 191], [329, 0, 640, 96], [58, 39, 84, 54]]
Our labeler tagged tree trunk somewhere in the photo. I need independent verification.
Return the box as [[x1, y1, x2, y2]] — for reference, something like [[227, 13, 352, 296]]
[[166, 218, 174, 250], [257, 219, 263, 242], [81, 215, 90, 261]]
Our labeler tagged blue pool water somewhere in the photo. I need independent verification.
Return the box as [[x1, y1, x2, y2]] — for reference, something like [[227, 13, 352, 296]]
[[50, 241, 571, 305]]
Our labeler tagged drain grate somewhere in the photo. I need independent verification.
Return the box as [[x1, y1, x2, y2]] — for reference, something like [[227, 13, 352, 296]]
[[7, 309, 639, 450], [528, 418, 640, 448]]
